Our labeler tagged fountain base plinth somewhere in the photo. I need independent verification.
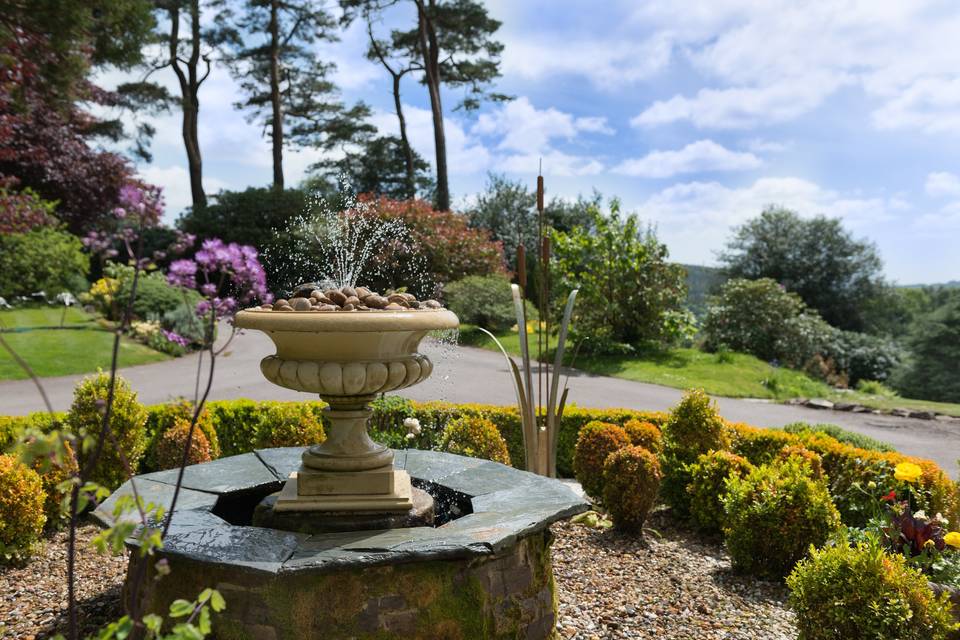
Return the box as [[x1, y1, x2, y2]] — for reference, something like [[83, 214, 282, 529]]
[[271, 468, 415, 513], [252, 486, 435, 534]]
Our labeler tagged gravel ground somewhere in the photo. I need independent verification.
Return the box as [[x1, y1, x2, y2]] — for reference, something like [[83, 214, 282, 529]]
[[0, 522, 125, 639], [552, 509, 797, 639], [2, 513, 796, 639]]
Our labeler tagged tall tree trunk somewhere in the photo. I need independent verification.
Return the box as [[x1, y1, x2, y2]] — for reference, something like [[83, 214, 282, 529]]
[[416, 0, 449, 211], [392, 73, 416, 198], [167, 1, 207, 209], [269, 0, 284, 190], [185, 0, 205, 208]]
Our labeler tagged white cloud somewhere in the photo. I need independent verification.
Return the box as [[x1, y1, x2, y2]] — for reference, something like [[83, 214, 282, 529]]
[[613, 139, 761, 178], [140, 165, 230, 222], [632, 176, 898, 264], [925, 172, 960, 198], [632, 75, 848, 129], [499, 150, 604, 177], [472, 97, 612, 151]]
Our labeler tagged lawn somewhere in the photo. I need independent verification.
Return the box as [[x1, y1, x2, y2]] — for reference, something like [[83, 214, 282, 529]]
[[458, 324, 960, 416], [0, 307, 169, 380]]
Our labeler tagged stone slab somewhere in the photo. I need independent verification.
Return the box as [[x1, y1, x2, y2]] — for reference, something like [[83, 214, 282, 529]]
[[439, 460, 540, 497], [138, 453, 279, 495], [161, 524, 308, 574], [402, 448, 485, 482], [93, 478, 218, 527], [254, 446, 308, 480]]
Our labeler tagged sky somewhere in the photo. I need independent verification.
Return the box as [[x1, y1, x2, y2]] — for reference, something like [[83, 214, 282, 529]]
[[108, 0, 960, 285]]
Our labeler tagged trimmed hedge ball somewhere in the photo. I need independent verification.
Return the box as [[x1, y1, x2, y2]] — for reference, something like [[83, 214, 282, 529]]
[[155, 418, 214, 470], [0, 454, 46, 561], [602, 445, 662, 533], [440, 416, 511, 465], [573, 421, 631, 500], [687, 450, 753, 534], [623, 419, 662, 454]]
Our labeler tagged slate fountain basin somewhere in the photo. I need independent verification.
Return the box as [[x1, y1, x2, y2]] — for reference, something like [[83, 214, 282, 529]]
[[95, 448, 589, 640]]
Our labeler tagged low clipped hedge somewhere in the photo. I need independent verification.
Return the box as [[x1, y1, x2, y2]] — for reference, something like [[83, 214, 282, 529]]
[[2, 398, 957, 532]]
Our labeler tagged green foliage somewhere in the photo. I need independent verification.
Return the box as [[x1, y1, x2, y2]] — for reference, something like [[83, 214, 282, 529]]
[[687, 450, 753, 534], [703, 277, 827, 366], [817, 327, 902, 385], [551, 201, 689, 351], [787, 537, 956, 640], [0, 228, 89, 298], [602, 445, 661, 533], [0, 453, 46, 561], [144, 400, 220, 468], [730, 424, 800, 465], [178, 187, 308, 293], [308, 135, 434, 200], [783, 422, 894, 453], [439, 416, 511, 465], [893, 298, 960, 403], [92, 587, 226, 640], [253, 403, 326, 449], [443, 274, 537, 331], [720, 206, 888, 331], [659, 389, 730, 517], [463, 173, 598, 273], [67, 372, 148, 490], [623, 419, 662, 454], [573, 421, 631, 499], [777, 444, 824, 479], [154, 419, 214, 470], [105, 263, 201, 322], [723, 458, 841, 579]]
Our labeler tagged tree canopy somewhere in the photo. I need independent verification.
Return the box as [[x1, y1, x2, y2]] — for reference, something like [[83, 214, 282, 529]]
[[719, 206, 887, 332]]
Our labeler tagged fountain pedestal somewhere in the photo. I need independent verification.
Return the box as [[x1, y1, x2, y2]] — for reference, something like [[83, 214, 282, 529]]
[[234, 307, 458, 524]]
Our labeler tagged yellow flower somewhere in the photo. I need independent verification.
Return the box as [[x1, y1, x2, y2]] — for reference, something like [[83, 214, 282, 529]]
[[945, 532, 960, 549], [894, 462, 923, 483]]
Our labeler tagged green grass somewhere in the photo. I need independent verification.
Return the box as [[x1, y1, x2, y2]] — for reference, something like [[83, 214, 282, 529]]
[[458, 324, 960, 415], [0, 307, 169, 380]]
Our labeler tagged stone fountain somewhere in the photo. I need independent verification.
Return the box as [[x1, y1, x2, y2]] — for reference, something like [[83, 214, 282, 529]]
[[96, 204, 586, 639]]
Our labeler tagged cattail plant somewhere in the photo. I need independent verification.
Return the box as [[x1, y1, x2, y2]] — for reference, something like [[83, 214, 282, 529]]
[[477, 172, 578, 477]]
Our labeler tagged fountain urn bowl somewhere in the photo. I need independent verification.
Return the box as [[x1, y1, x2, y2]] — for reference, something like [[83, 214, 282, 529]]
[[234, 307, 459, 516]]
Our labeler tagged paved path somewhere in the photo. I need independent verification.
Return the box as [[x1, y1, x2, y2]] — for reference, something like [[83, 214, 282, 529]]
[[2, 329, 959, 474]]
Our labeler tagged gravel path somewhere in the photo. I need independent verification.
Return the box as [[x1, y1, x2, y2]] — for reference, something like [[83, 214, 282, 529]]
[[2, 513, 795, 639]]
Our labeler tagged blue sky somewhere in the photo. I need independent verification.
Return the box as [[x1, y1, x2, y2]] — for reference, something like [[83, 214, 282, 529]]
[[110, 0, 960, 284]]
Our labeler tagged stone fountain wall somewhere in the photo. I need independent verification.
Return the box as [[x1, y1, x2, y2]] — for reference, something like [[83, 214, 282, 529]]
[[127, 530, 556, 640]]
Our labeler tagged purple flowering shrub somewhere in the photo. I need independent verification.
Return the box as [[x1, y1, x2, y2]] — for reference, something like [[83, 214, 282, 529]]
[[168, 238, 271, 327]]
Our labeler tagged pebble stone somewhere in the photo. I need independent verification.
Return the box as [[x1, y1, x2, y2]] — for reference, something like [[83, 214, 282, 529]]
[[262, 284, 444, 313]]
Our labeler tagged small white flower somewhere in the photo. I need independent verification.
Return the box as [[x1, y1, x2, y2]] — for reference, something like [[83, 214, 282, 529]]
[[403, 417, 422, 436], [914, 510, 928, 521], [404, 432, 416, 440]]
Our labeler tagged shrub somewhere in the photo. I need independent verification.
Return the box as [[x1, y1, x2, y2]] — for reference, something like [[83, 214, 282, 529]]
[[253, 403, 326, 449], [623, 419, 662, 454], [787, 538, 956, 640], [818, 328, 902, 385], [777, 444, 824, 479], [67, 372, 148, 490], [24, 435, 78, 528], [703, 277, 829, 367], [106, 263, 202, 322], [154, 418, 213, 470], [439, 416, 511, 465], [728, 422, 800, 465], [573, 421, 631, 499], [723, 458, 841, 579], [783, 422, 894, 453], [0, 180, 58, 233], [551, 202, 689, 351], [144, 400, 220, 470], [602, 445, 661, 533], [0, 228, 88, 298], [687, 450, 753, 534], [443, 274, 537, 331], [0, 454, 46, 561], [660, 389, 730, 516]]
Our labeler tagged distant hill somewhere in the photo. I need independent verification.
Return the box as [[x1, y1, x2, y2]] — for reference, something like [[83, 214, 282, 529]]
[[681, 264, 727, 317], [898, 280, 960, 289]]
